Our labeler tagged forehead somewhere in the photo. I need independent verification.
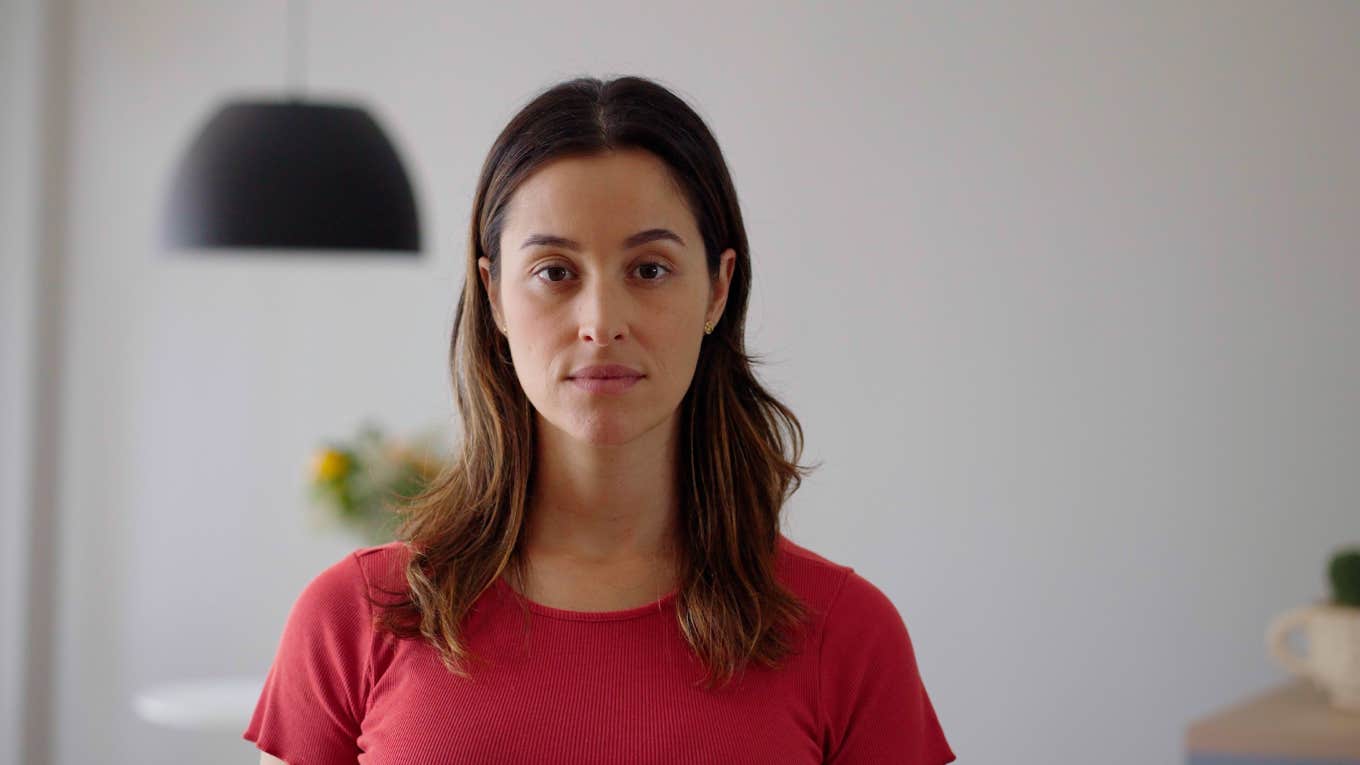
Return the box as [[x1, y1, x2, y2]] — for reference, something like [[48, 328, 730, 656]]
[[501, 149, 696, 249]]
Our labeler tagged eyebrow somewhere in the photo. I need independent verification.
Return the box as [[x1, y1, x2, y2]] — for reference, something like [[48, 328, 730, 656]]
[[519, 228, 686, 251]]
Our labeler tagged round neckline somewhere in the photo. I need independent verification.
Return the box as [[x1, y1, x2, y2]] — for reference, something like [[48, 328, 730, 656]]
[[495, 574, 678, 622]]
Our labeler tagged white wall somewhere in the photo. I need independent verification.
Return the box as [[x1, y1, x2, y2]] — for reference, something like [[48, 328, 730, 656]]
[[2, 1, 70, 763], [0, 1, 39, 761], [19, 1, 1360, 763]]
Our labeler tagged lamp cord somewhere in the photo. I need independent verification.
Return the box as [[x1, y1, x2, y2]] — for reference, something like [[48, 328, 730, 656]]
[[286, 0, 307, 100]]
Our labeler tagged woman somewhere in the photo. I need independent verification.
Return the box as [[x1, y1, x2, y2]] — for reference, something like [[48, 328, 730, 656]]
[[245, 75, 955, 764]]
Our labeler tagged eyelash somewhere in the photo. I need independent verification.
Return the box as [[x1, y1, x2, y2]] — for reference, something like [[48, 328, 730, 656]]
[[531, 261, 673, 286]]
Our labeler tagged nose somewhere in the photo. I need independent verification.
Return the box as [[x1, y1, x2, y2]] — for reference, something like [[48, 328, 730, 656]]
[[577, 278, 629, 346]]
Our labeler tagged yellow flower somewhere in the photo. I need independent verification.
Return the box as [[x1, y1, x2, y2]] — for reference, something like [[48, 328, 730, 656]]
[[311, 448, 352, 482]]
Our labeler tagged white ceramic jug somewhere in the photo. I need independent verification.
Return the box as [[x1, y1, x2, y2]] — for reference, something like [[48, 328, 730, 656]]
[[1267, 602, 1360, 713]]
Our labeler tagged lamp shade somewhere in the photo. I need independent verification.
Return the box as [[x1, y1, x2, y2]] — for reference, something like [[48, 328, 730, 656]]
[[164, 100, 421, 252]]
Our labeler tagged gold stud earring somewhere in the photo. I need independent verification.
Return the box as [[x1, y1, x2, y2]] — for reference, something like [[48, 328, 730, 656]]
[[704, 321, 714, 335]]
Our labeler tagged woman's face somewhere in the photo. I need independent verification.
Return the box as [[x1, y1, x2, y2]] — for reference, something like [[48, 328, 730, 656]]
[[479, 148, 735, 447]]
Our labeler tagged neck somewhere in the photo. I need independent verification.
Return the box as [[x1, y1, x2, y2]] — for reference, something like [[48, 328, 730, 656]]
[[524, 410, 681, 566]]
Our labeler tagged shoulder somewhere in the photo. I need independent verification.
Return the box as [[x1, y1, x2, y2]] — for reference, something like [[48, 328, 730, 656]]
[[775, 534, 855, 618], [775, 534, 907, 638], [350, 540, 412, 595], [791, 539, 954, 763], [284, 542, 410, 629]]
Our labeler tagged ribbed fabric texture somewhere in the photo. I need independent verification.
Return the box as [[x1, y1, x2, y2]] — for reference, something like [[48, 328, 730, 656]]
[[243, 535, 955, 764]]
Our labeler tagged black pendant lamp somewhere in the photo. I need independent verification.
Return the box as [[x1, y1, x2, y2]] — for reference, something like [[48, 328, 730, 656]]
[[163, 1, 420, 254]]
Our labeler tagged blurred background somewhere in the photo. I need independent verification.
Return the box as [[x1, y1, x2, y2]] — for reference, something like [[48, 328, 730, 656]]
[[3, 1, 1358, 763]]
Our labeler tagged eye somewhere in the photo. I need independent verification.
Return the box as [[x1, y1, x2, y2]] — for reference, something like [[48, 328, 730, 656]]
[[531, 261, 673, 285], [534, 265, 572, 283], [635, 261, 673, 281]]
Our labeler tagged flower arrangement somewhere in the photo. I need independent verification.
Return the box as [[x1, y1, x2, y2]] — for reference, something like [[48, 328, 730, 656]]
[[307, 420, 448, 545]]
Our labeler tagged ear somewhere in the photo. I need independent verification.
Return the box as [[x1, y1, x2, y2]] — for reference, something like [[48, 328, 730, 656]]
[[477, 256, 504, 329], [706, 248, 737, 327]]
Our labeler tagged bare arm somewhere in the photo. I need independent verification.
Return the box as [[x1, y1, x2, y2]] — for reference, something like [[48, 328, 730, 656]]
[[259, 752, 286, 764]]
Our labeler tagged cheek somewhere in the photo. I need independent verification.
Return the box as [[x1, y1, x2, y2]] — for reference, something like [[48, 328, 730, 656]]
[[650, 315, 705, 391]]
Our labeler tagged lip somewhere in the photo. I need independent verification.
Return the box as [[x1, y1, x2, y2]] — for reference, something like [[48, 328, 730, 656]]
[[569, 376, 642, 394], [568, 364, 644, 379]]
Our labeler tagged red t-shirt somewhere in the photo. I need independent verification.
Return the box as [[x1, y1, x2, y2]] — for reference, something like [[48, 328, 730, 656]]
[[244, 535, 956, 764]]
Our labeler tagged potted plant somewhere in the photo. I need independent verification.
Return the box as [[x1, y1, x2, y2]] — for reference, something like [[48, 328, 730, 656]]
[[1266, 546, 1360, 712]]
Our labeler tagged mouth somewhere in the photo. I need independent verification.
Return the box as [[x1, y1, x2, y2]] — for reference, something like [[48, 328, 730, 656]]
[[567, 375, 643, 394]]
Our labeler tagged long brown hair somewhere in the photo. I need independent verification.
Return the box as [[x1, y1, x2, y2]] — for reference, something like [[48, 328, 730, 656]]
[[369, 75, 819, 691]]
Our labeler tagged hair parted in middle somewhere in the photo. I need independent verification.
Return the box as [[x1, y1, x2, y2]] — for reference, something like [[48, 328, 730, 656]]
[[366, 74, 821, 691]]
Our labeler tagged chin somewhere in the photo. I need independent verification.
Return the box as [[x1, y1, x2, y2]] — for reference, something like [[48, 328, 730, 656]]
[[540, 405, 672, 448], [569, 416, 646, 447]]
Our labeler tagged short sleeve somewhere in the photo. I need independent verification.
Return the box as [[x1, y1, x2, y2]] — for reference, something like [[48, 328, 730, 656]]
[[243, 550, 373, 764], [819, 569, 956, 765]]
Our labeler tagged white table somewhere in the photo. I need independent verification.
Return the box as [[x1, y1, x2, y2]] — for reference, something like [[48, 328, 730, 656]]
[[133, 675, 265, 735]]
